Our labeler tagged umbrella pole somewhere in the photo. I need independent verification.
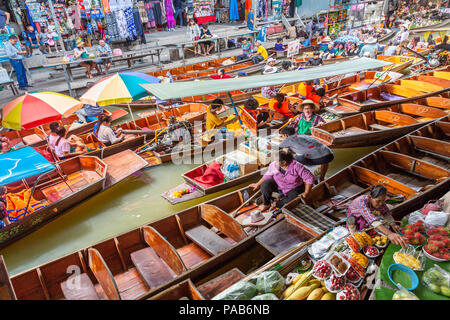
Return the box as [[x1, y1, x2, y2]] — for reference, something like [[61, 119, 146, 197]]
[[127, 103, 137, 129], [227, 91, 242, 126]]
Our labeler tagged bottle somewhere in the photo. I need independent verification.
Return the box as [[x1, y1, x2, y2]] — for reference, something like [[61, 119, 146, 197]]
[[243, 190, 249, 202]]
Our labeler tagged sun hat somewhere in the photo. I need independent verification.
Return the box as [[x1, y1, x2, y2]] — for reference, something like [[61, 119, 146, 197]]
[[241, 210, 272, 227], [76, 40, 85, 47], [365, 37, 377, 44], [299, 99, 320, 112], [263, 66, 278, 74], [321, 36, 332, 44], [267, 57, 276, 63]]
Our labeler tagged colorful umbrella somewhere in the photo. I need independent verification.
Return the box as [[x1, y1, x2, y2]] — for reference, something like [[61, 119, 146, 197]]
[[2, 92, 83, 130], [79, 72, 160, 106], [334, 36, 361, 43]]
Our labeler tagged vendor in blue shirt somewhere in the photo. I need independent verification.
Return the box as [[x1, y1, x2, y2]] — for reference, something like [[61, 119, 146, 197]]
[[4, 35, 30, 90], [75, 104, 104, 124], [320, 42, 336, 60], [24, 25, 40, 57]]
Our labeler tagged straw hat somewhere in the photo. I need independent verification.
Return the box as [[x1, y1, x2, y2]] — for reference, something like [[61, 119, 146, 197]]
[[321, 36, 332, 44], [241, 210, 272, 227], [76, 40, 85, 47], [365, 37, 377, 44], [299, 99, 320, 112], [263, 66, 278, 74]]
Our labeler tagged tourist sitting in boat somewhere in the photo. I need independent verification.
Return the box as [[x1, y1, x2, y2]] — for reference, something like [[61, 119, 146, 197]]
[[346, 185, 407, 248], [320, 42, 336, 60], [298, 80, 323, 103], [305, 51, 323, 68], [54, 126, 86, 160], [262, 57, 277, 74], [0, 137, 12, 154], [261, 84, 277, 99], [199, 24, 214, 56], [344, 42, 359, 57], [281, 60, 293, 72], [47, 121, 60, 152], [335, 43, 345, 56], [236, 38, 253, 61], [249, 41, 268, 64], [395, 25, 409, 44], [243, 97, 271, 129], [279, 126, 333, 182], [249, 150, 314, 211], [210, 68, 232, 79], [289, 100, 325, 135], [383, 40, 399, 56], [359, 37, 378, 58], [75, 103, 103, 124], [408, 36, 427, 50], [269, 93, 295, 121], [96, 115, 125, 146], [275, 38, 286, 51], [206, 98, 238, 130]]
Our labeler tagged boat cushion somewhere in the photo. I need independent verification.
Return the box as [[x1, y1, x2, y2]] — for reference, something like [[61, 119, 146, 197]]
[[130, 247, 177, 289], [60, 273, 100, 300], [22, 134, 43, 145], [185, 225, 233, 256]]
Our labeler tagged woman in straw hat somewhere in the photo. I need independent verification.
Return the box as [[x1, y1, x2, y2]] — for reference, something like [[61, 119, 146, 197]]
[[74, 40, 101, 79], [289, 99, 325, 135]]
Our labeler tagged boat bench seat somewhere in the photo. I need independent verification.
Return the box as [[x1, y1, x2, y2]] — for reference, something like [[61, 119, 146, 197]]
[[22, 134, 43, 145], [369, 123, 392, 130], [130, 247, 177, 289], [185, 225, 233, 256], [60, 273, 100, 300]]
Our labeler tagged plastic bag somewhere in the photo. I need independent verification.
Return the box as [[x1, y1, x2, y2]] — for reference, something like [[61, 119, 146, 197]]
[[392, 283, 419, 300], [255, 271, 285, 296], [212, 281, 258, 300], [393, 246, 425, 271], [408, 211, 426, 225], [424, 211, 449, 229], [422, 265, 450, 297], [251, 293, 279, 300]]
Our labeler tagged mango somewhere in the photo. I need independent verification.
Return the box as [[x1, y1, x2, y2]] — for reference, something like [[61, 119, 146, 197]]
[[286, 285, 312, 300], [322, 286, 329, 294], [283, 285, 296, 299], [320, 280, 325, 287], [293, 273, 305, 285], [321, 292, 336, 300], [307, 288, 324, 300], [440, 286, 450, 297], [309, 283, 321, 291], [306, 279, 321, 286]]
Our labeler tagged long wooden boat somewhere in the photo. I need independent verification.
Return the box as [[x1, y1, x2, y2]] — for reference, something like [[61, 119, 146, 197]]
[[2, 186, 315, 300], [0, 149, 107, 249], [284, 116, 450, 222], [311, 96, 450, 148], [293, 56, 351, 68], [328, 72, 450, 116], [0, 109, 128, 149], [376, 55, 417, 72], [409, 19, 450, 33]]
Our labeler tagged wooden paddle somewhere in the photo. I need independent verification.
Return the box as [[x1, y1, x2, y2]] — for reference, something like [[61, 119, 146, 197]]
[[231, 190, 261, 218], [320, 186, 371, 215]]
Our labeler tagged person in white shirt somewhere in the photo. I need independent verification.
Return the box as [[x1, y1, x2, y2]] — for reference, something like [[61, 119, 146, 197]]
[[54, 126, 84, 160], [186, 19, 201, 55], [47, 122, 60, 152], [96, 115, 125, 146]]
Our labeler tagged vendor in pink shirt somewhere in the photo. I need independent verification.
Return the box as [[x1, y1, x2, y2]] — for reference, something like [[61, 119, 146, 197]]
[[250, 150, 315, 211]]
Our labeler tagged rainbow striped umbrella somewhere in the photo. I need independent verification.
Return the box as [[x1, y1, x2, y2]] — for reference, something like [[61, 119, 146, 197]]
[[79, 72, 160, 106], [2, 92, 83, 130]]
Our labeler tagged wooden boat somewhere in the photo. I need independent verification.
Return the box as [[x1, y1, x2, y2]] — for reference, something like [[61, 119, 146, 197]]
[[3, 186, 314, 300], [284, 116, 450, 222], [0, 109, 128, 149], [409, 19, 450, 33], [311, 97, 450, 148], [293, 56, 351, 68], [376, 55, 417, 72], [0, 149, 106, 249], [328, 73, 450, 116]]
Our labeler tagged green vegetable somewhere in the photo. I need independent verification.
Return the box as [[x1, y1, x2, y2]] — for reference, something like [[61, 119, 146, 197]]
[[212, 281, 258, 300], [255, 271, 285, 296]]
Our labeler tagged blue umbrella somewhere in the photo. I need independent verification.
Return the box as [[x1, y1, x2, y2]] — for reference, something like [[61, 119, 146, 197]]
[[334, 36, 360, 43]]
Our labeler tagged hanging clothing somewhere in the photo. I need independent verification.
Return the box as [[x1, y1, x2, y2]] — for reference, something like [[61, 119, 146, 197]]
[[145, 2, 156, 28], [125, 7, 137, 40], [165, 0, 176, 28], [138, 1, 149, 23], [73, 5, 82, 30], [102, 0, 111, 13], [229, 0, 239, 21], [256, 0, 265, 18], [115, 10, 130, 40], [133, 8, 144, 37], [105, 13, 120, 41], [289, 0, 296, 18], [245, 0, 252, 19]]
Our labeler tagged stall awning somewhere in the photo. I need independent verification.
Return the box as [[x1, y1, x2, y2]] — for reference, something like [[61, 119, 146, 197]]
[[0, 147, 55, 186], [140, 57, 393, 100]]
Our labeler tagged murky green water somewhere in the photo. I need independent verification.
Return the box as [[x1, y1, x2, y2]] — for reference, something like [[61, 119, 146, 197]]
[[0, 134, 378, 277]]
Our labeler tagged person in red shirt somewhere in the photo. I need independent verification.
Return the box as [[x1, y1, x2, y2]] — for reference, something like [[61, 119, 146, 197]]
[[209, 68, 232, 79], [269, 93, 296, 121]]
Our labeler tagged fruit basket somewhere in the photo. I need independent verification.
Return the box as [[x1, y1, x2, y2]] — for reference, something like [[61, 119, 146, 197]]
[[345, 235, 361, 252], [327, 252, 350, 276], [325, 274, 347, 293], [312, 260, 332, 280], [336, 283, 360, 300], [422, 246, 449, 262], [363, 246, 380, 259]]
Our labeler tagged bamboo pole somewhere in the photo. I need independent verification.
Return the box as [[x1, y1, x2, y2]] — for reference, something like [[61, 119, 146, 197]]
[[231, 190, 261, 218]]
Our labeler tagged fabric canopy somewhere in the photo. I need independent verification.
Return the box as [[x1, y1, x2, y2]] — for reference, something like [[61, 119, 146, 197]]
[[0, 147, 55, 186], [140, 58, 393, 100]]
